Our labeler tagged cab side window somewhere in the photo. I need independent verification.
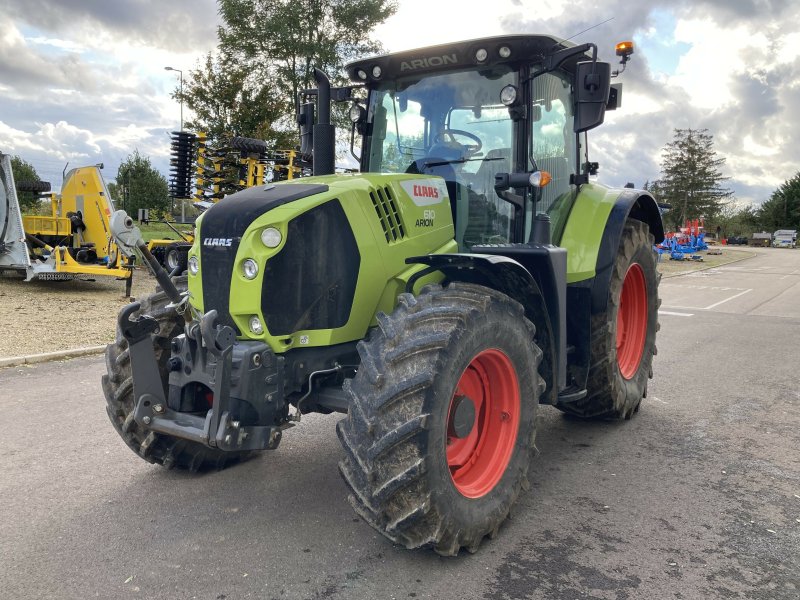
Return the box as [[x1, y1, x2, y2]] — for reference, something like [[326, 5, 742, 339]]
[[530, 73, 575, 217]]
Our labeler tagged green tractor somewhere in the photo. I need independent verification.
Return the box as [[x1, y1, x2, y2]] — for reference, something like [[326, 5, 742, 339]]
[[104, 34, 662, 555]]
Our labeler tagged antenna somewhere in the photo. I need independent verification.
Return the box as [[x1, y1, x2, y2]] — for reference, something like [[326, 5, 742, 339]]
[[553, 17, 615, 49]]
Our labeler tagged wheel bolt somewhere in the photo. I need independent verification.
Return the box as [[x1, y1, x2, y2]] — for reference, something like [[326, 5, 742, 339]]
[[500, 411, 510, 421]]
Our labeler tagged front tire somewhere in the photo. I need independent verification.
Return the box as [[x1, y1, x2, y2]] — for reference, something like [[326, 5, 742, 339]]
[[102, 276, 253, 471], [558, 219, 660, 419], [337, 283, 543, 555]]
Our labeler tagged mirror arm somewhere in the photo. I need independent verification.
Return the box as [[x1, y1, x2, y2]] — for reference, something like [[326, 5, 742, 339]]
[[542, 43, 597, 74]]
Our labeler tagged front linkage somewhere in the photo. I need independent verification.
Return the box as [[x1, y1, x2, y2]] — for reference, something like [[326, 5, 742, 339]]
[[119, 303, 286, 453], [110, 208, 292, 454]]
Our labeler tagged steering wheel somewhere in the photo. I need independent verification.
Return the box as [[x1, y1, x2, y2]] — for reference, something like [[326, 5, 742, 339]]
[[432, 128, 483, 158]]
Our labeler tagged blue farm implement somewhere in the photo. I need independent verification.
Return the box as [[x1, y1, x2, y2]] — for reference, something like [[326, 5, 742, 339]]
[[655, 219, 708, 260]]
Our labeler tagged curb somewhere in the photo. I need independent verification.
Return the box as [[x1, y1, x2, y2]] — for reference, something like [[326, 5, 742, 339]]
[[0, 345, 106, 369]]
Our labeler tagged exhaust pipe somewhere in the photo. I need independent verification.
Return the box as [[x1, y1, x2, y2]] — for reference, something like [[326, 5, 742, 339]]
[[312, 68, 335, 176]]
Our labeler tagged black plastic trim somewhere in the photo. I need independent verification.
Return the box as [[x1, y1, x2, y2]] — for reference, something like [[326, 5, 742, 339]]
[[591, 191, 664, 314], [406, 253, 560, 404]]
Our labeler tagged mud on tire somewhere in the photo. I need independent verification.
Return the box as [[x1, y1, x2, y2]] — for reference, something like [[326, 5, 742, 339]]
[[101, 276, 253, 471], [336, 282, 543, 555], [558, 219, 660, 419]]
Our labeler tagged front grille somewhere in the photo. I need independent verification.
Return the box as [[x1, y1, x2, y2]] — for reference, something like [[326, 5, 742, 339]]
[[197, 182, 329, 332], [262, 200, 360, 336], [370, 186, 405, 243]]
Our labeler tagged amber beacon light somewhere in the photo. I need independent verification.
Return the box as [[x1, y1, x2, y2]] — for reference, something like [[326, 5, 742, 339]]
[[615, 41, 634, 58]]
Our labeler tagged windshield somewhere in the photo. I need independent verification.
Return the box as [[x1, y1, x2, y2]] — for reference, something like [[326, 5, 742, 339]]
[[366, 67, 516, 248]]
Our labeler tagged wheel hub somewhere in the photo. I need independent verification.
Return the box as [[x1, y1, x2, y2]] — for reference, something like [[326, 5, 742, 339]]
[[616, 263, 648, 379], [446, 348, 520, 499], [448, 394, 476, 439]]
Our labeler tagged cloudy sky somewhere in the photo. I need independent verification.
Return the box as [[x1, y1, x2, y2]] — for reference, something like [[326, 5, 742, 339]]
[[1, 0, 798, 205]]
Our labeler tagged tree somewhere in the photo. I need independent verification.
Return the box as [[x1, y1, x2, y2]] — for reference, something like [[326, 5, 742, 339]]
[[107, 182, 122, 204], [115, 151, 170, 217], [714, 203, 761, 238], [179, 51, 294, 146], [653, 129, 732, 230], [757, 171, 800, 231], [10, 156, 43, 212], [178, 0, 396, 145]]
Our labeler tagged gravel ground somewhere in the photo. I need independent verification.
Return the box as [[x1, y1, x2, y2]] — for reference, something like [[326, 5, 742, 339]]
[[0, 247, 758, 360], [0, 268, 157, 359]]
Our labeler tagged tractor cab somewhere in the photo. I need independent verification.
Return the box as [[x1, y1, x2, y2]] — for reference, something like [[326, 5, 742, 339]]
[[343, 35, 627, 250]]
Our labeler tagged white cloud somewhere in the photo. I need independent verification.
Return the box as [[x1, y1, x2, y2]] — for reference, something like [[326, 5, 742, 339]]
[[26, 36, 87, 53], [0, 121, 48, 153], [372, 0, 563, 53], [669, 18, 769, 109], [776, 31, 800, 64]]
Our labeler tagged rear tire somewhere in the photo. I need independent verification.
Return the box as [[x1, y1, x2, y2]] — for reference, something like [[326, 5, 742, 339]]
[[337, 283, 542, 555], [101, 276, 253, 471], [558, 219, 659, 419]]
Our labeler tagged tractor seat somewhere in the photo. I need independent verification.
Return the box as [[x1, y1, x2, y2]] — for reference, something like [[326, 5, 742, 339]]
[[473, 148, 511, 197]]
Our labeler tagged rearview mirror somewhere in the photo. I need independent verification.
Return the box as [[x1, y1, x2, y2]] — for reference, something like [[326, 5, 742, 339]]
[[573, 61, 610, 133]]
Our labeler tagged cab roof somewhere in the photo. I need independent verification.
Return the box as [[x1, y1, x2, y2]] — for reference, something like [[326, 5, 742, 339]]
[[346, 34, 589, 84]]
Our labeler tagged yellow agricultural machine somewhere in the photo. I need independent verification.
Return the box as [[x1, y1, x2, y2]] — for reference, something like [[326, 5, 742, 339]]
[[0, 153, 135, 290]]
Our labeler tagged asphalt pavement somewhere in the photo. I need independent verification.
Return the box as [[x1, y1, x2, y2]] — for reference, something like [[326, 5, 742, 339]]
[[1, 247, 798, 600]]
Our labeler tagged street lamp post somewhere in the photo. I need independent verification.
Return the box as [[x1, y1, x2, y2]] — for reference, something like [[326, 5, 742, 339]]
[[164, 66, 183, 131]]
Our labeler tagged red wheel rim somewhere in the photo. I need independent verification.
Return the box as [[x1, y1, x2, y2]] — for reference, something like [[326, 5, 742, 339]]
[[446, 349, 520, 498], [616, 263, 648, 379]]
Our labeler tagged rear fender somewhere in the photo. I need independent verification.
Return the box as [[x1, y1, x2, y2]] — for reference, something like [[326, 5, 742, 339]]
[[560, 184, 663, 312], [406, 253, 558, 404], [589, 190, 663, 313]]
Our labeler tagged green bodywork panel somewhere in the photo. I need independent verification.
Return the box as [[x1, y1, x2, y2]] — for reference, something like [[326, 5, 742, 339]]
[[187, 173, 630, 352], [187, 173, 457, 354], [557, 183, 624, 284]]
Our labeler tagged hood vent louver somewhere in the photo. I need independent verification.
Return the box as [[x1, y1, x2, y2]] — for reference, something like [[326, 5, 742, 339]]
[[370, 186, 405, 243]]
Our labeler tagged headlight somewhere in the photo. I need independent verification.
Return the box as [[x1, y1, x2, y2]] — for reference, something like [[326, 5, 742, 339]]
[[500, 84, 518, 106], [242, 258, 259, 279], [372, 65, 382, 78], [249, 315, 264, 335], [499, 46, 511, 58], [475, 48, 488, 62], [188, 256, 199, 275], [349, 104, 365, 123], [260, 227, 282, 248]]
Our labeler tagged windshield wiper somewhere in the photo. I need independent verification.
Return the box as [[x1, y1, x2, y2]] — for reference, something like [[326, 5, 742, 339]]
[[421, 156, 503, 168]]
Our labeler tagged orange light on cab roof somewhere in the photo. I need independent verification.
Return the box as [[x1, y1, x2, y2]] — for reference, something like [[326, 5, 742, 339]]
[[616, 41, 634, 56]]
